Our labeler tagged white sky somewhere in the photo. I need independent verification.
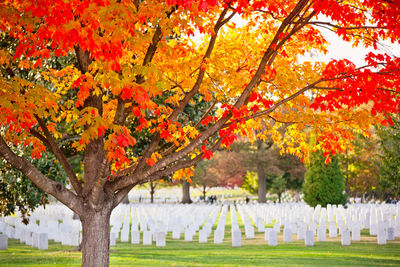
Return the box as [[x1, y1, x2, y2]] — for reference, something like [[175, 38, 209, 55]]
[[312, 26, 400, 67], [226, 14, 400, 67]]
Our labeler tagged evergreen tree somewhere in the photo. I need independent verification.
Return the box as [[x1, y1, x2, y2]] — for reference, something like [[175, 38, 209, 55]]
[[303, 151, 347, 207]]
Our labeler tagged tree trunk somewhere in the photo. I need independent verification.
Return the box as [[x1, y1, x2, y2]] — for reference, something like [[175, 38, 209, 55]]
[[278, 192, 282, 203], [148, 181, 157, 203], [203, 184, 206, 200], [257, 141, 266, 203], [81, 207, 112, 267], [182, 180, 192, 204], [150, 188, 154, 203]]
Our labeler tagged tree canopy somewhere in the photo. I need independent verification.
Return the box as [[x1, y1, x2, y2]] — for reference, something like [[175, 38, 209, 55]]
[[0, 0, 400, 266]]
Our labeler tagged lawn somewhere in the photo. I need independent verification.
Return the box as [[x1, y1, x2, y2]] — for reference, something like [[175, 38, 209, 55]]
[[1, 229, 400, 267], [1, 208, 399, 266]]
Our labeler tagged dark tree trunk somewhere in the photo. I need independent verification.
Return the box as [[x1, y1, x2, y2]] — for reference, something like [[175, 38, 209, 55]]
[[278, 192, 282, 203], [257, 140, 266, 203], [150, 181, 155, 203], [182, 179, 192, 204], [203, 184, 207, 200], [80, 207, 112, 267]]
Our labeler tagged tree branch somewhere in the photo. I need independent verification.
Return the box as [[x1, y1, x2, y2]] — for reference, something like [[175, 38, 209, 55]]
[[34, 115, 83, 196], [0, 136, 83, 215]]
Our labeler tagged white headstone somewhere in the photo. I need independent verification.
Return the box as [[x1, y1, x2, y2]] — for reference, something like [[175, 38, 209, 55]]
[[232, 230, 241, 247], [38, 233, 48, 250], [370, 223, 378, 236], [268, 230, 278, 246], [32, 233, 39, 248], [263, 228, 271, 241], [317, 228, 326, 242], [256, 217, 264, 232], [19, 229, 26, 244], [143, 230, 152, 245], [387, 227, 395, 241], [199, 229, 207, 243], [283, 227, 292, 242], [305, 230, 314, 246], [14, 227, 22, 240], [184, 228, 193, 242], [0, 234, 7, 250], [172, 228, 181, 239], [351, 226, 361, 241], [329, 223, 337, 238], [110, 232, 117, 247], [273, 223, 281, 233], [6, 226, 15, 239], [120, 228, 129, 242], [245, 225, 255, 239], [25, 231, 33, 246], [377, 229, 387, 245], [341, 230, 351, 246], [297, 225, 305, 240], [70, 231, 79, 246], [156, 232, 166, 247], [214, 229, 224, 244], [131, 230, 140, 244]]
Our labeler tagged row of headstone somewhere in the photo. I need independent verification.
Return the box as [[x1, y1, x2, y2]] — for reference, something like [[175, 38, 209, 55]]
[[1, 202, 399, 250], [237, 203, 399, 247]]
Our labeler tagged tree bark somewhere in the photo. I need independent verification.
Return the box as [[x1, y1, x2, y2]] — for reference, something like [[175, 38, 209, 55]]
[[182, 180, 192, 204], [80, 207, 112, 267], [257, 140, 267, 203], [203, 184, 207, 200], [150, 181, 155, 203]]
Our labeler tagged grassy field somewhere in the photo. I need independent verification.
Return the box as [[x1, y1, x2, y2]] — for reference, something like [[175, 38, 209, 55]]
[[2, 229, 400, 266], [1, 208, 400, 267]]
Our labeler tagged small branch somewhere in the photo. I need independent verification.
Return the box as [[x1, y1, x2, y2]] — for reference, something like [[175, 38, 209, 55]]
[[307, 21, 387, 31], [34, 115, 83, 196]]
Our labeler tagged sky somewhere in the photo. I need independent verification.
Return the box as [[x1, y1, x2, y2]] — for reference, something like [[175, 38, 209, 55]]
[[226, 13, 400, 67], [312, 26, 400, 67]]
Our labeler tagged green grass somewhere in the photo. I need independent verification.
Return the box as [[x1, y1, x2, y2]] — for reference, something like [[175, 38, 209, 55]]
[[1, 209, 399, 266], [1, 236, 400, 267]]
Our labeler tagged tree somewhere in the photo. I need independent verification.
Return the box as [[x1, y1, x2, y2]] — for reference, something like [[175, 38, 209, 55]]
[[192, 159, 218, 200], [241, 171, 258, 194], [303, 150, 347, 207], [0, 148, 67, 223], [209, 150, 245, 188], [377, 114, 400, 199], [270, 175, 286, 203], [240, 143, 305, 200], [181, 179, 192, 204], [339, 132, 380, 198], [1, 1, 400, 266]]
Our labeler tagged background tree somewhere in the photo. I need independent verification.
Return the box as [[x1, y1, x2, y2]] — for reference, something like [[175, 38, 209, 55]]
[[1, 1, 400, 266], [210, 150, 245, 188], [241, 171, 258, 195], [270, 175, 286, 203], [377, 114, 400, 199], [339, 132, 380, 199], [181, 179, 192, 204], [192, 159, 218, 200], [303, 150, 347, 207], [241, 143, 305, 200]]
